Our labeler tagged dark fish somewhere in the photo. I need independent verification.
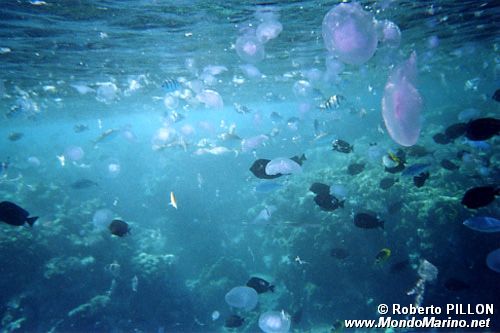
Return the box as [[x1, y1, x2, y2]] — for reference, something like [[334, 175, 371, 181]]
[[354, 212, 384, 229], [290, 154, 307, 166], [444, 278, 470, 292], [433, 133, 451, 145], [0, 201, 38, 227], [319, 94, 345, 110], [406, 145, 430, 157], [162, 78, 181, 93], [234, 103, 251, 114], [309, 182, 330, 196], [493, 89, 500, 102], [347, 162, 365, 175], [246, 276, 274, 294], [444, 123, 467, 140], [330, 247, 350, 260], [249, 159, 282, 179], [384, 163, 405, 174], [314, 193, 344, 211], [461, 185, 499, 209], [379, 177, 397, 190], [465, 117, 500, 141], [73, 124, 89, 133], [8, 132, 23, 141], [413, 172, 430, 188], [440, 159, 459, 171], [390, 259, 410, 273], [71, 179, 98, 189], [225, 315, 244, 328], [332, 139, 353, 153], [108, 219, 130, 237], [270, 111, 283, 122]]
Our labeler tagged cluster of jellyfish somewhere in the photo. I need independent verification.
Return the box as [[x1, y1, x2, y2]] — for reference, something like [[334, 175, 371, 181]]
[[322, 2, 423, 148], [225, 286, 291, 333], [235, 7, 283, 64]]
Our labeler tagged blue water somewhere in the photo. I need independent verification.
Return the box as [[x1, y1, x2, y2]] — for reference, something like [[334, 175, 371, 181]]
[[0, 1, 499, 332]]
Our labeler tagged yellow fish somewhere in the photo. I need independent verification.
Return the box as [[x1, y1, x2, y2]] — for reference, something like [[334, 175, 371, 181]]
[[388, 151, 400, 164], [169, 191, 178, 209], [375, 248, 391, 265]]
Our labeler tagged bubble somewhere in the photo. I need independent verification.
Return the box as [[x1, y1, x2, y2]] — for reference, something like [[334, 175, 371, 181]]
[[322, 3, 377, 65], [64, 146, 85, 161], [256, 20, 283, 43], [224, 286, 258, 311], [92, 208, 114, 231], [235, 35, 265, 63], [258, 311, 291, 333]]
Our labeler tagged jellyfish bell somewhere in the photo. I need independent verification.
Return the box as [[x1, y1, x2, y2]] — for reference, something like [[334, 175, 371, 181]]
[[322, 2, 378, 65], [224, 286, 258, 311], [236, 35, 265, 63], [64, 146, 84, 161], [256, 20, 283, 43], [92, 208, 114, 231], [376, 19, 401, 48], [258, 311, 291, 333]]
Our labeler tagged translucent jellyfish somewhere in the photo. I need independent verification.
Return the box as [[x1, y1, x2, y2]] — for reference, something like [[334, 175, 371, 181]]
[[486, 248, 500, 273], [236, 35, 265, 63], [92, 208, 114, 231], [256, 20, 283, 43], [27, 156, 41, 167], [241, 134, 269, 152], [196, 89, 224, 110], [239, 64, 263, 79], [224, 286, 258, 311], [382, 51, 423, 147], [64, 146, 84, 161], [265, 158, 302, 176], [292, 80, 313, 99], [258, 311, 291, 333], [376, 19, 401, 48], [427, 35, 439, 49], [96, 82, 118, 103], [322, 3, 377, 65], [106, 159, 121, 178], [417, 259, 438, 282]]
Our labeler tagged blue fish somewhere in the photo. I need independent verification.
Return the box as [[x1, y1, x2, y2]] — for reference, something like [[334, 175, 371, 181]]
[[162, 79, 181, 93], [464, 139, 491, 151], [463, 216, 500, 233], [401, 163, 431, 177], [254, 182, 283, 193]]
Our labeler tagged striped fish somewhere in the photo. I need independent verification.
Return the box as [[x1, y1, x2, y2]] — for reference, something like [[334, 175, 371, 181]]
[[162, 79, 181, 93], [319, 94, 345, 110]]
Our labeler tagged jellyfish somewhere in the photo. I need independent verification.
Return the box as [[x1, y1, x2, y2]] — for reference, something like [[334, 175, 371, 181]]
[[236, 35, 265, 63], [486, 248, 500, 273], [256, 20, 283, 43], [322, 2, 378, 65], [196, 89, 224, 110], [239, 64, 263, 79], [376, 19, 401, 48], [258, 311, 291, 333], [265, 158, 302, 176], [96, 82, 118, 104], [224, 286, 258, 311], [92, 208, 114, 231], [381, 51, 423, 147], [64, 146, 84, 161]]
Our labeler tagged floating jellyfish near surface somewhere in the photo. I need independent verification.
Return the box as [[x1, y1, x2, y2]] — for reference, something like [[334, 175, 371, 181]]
[[64, 146, 84, 161], [265, 157, 302, 176], [486, 248, 500, 273], [224, 286, 258, 311], [258, 311, 291, 333], [382, 51, 423, 147], [235, 35, 265, 63], [322, 2, 377, 65]]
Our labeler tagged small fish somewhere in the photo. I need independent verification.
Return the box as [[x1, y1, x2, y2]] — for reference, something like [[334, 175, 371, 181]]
[[131, 275, 138, 292], [169, 191, 178, 209], [444, 122, 467, 140], [440, 159, 459, 171], [332, 139, 353, 153], [330, 247, 350, 260], [347, 162, 365, 175], [93, 129, 120, 146], [375, 248, 391, 265], [234, 103, 251, 114], [493, 89, 500, 102], [224, 315, 244, 328], [413, 172, 430, 188], [463, 216, 500, 233], [162, 78, 181, 93], [379, 177, 397, 190], [246, 277, 275, 294], [71, 179, 98, 189], [433, 132, 452, 145], [290, 154, 307, 166], [108, 219, 130, 237], [0, 201, 38, 227], [8, 132, 23, 141], [309, 182, 331, 196], [353, 212, 384, 229], [73, 124, 89, 133], [465, 117, 500, 141], [313, 193, 344, 211], [319, 94, 345, 110], [461, 185, 499, 209]]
